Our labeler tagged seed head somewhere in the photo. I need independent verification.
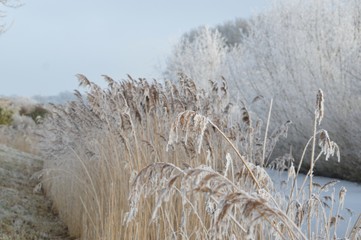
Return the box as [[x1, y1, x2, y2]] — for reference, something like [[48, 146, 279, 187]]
[[339, 186, 347, 209], [318, 130, 340, 162], [316, 89, 324, 125]]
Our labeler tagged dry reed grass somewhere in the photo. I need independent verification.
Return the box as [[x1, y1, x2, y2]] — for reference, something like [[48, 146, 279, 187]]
[[39, 74, 359, 239]]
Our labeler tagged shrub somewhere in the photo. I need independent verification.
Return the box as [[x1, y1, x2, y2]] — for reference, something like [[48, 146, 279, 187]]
[[19, 105, 49, 124], [0, 107, 13, 125]]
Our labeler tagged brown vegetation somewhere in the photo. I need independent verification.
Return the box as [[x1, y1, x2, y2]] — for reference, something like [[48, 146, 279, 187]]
[[38, 74, 360, 239]]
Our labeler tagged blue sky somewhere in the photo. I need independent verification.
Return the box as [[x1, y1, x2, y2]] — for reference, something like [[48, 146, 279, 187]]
[[0, 0, 266, 97]]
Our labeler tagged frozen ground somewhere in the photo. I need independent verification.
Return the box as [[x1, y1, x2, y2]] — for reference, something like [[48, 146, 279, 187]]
[[0, 144, 70, 240]]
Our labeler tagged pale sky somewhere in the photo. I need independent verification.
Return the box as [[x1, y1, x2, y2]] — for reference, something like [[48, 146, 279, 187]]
[[0, 0, 266, 97]]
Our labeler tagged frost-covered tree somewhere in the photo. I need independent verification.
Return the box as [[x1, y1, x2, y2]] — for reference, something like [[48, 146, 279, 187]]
[[163, 0, 361, 182], [215, 18, 249, 46], [181, 18, 249, 47], [236, 0, 361, 181], [0, 0, 21, 33], [164, 20, 250, 94], [164, 26, 228, 91]]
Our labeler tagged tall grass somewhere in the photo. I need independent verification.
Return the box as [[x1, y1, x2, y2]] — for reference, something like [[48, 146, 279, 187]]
[[39, 74, 359, 239]]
